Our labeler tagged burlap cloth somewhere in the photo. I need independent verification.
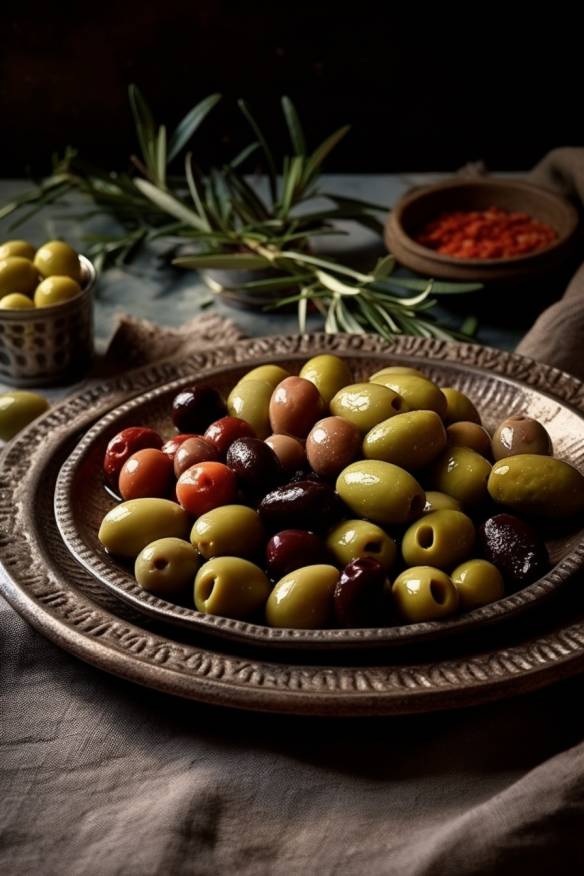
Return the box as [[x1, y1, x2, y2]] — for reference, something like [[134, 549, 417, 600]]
[[2, 150, 584, 875]]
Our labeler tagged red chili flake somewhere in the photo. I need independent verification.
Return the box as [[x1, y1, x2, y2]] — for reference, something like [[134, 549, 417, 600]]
[[415, 206, 557, 259]]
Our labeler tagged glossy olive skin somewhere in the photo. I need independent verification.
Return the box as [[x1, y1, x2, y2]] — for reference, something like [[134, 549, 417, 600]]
[[174, 436, 219, 477], [369, 374, 447, 418], [392, 566, 459, 622], [118, 448, 174, 501], [326, 519, 397, 572], [336, 460, 425, 526], [269, 376, 324, 438], [135, 537, 200, 599], [447, 421, 492, 457], [265, 434, 306, 473], [203, 416, 256, 457], [172, 386, 226, 434], [237, 364, 290, 389], [194, 557, 271, 619], [334, 558, 387, 627], [161, 433, 197, 462], [478, 513, 549, 588], [330, 383, 408, 434], [0, 256, 38, 296], [98, 498, 190, 558], [491, 416, 552, 461], [451, 559, 504, 610], [176, 461, 237, 516], [299, 354, 352, 405], [103, 427, 163, 489], [488, 454, 584, 518], [442, 387, 481, 425], [226, 437, 283, 499], [258, 479, 341, 533], [33, 240, 81, 281], [0, 240, 35, 260], [0, 390, 49, 441], [227, 379, 273, 439], [265, 564, 339, 628], [306, 416, 361, 478], [369, 365, 426, 380], [190, 504, 265, 559], [34, 275, 81, 308], [423, 491, 462, 514], [0, 293, 34, 309], [401, 509, 476, 570], [265, 530, 328, 579], [429, 446, 492, 508], [363, 410, 447, 470]]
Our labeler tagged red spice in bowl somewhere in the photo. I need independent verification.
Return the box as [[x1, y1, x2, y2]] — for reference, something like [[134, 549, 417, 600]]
[[415, 206, 557, 260]]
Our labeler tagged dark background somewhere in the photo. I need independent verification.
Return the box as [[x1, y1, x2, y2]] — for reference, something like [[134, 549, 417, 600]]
[[1, 4, 582, 177]]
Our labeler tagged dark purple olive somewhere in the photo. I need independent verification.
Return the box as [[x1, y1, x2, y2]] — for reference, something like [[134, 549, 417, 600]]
[[172, 386, 226, 434], [226, 437, 282, 499], [334, 558, 388, 627], [258, 479, 341, 532], [478, 513, 549, 589], [266, 530, 328, 580]]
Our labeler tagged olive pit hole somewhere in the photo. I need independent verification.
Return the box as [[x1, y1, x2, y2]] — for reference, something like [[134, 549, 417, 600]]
[[430, 579, 447, 605], [154, 558, 168, 570], [199, 575, 216, 602], [364, 540, 381, 553], [416, 525, 434, 549]]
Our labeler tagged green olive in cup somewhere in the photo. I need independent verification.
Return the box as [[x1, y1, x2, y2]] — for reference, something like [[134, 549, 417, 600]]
[[33, 240, 81, 282]]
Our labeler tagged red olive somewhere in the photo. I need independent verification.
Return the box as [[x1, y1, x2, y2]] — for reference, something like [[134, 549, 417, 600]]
[[269, 376, 324, 438], [172, 386, 226, 434], [258, 479, 341, 533], [225, 437, 283, 499], [103, 427, 163, 489], [118, 448, 174, 500], [265, 530, 328, 579], [176, 461, 237, 516], [478, 513, 549, 588], [334, 558, 388, 627], [174, 436, 219, 477], [204, 416, 256, 457]]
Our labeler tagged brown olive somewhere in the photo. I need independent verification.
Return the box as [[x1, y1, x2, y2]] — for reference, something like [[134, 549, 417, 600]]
[[305, 416, 361, 478], [269, 376, 324, 437], [478, 513, 549, 589], [333, 558, 388, 627], [258, 479, 341, 533], [447, 421, 492, 457], [491, 415, 553, 461], [174, 436, 219, 477], [265, 434, 306, 473], [225, 437, 283, 499]]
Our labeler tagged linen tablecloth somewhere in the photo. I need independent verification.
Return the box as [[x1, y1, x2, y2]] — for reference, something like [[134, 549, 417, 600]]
[[2, 149, 584, 874]]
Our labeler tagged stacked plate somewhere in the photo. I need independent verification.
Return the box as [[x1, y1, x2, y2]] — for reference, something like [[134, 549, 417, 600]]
[[1, 333, 584, 715]]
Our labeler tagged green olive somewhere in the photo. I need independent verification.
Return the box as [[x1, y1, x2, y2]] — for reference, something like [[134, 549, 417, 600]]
[[237, 364, 290, 389], [336, 460, 425, 526], [265, 564, 339, 628], [491, 415, 552, 461], [326, 519, 397, 571], [98, 498, 191, 558], [363, 409, 447, 470], [401, 509, 475, 569], [392, 566, 459, 622], [190, 504, 265, 559], [370, 373, 447, 418], [194, 556, 271, 619], [299, 354, 353, 405], [135, 538, 200, 598], [0, 256, 38, 296], [0, 293, 35, 310], [330, 382, 408, 433], [442, 387, 481, 424], [423, 491, 462, 514], [451, 559, 504, 610], [34, 275, 81, 308], [0, 390, 49, 441], [369, 365, 426, 380], [447, 421, 492, 457], [227, 379, 272, 438], [429, 446, 492, 508], [488, 454, 584, 518], [33, 240, 81, 282], [0, 240, 35, 260]]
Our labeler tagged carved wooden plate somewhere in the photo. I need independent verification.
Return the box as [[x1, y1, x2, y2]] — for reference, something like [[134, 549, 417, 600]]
[[2, 334, 584, 714], [51, 334, 584, 650]]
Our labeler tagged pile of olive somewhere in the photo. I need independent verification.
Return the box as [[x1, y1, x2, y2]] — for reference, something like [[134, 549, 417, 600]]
[[0, 239, 83, 310], [97, 355, 584, 629]]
